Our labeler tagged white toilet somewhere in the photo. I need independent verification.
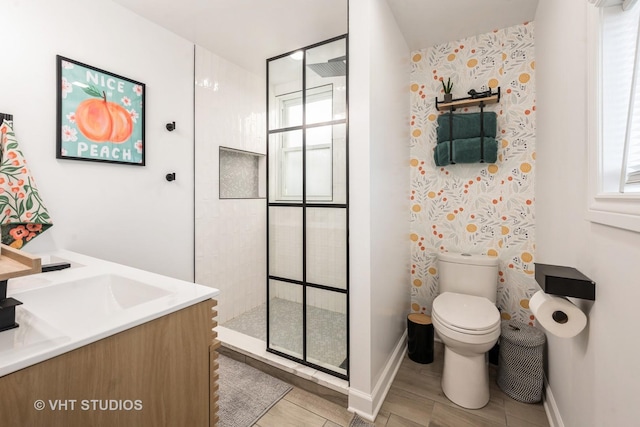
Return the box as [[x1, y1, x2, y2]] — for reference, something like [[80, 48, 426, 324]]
[[431, 252, 501, 409]]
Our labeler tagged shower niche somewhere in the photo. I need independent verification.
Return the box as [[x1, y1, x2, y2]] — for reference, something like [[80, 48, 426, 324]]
[[219, 147, 266, 199], [266, 35, 349, 379]]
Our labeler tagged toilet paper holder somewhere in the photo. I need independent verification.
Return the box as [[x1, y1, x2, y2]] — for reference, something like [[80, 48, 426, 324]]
[[529, 290, 588, 338], [534, 263, 596, 301]]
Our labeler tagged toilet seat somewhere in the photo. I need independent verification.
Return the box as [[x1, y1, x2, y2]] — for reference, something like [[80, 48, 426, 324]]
[[432, 292, 500, 335]]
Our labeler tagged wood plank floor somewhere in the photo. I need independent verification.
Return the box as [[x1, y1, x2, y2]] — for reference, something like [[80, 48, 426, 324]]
[[254, 342, 550, 427]]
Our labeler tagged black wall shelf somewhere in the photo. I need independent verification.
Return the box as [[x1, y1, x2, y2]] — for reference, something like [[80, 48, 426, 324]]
[[534, 263, 596, 301], [435, 87, 501, 112]]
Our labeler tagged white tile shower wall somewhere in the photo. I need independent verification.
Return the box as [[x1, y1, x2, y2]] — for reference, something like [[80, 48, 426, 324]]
[[268, 205, 347, 313], [195, 45, 267, 324], [268, 205, 347, 314], [271, 285, 346, 314], [270, 279, 303, 304], [306, 290, 346, 314], [269, 207, 304, 281], [331, 130, 348, 205], [306, 208, 347, 289]]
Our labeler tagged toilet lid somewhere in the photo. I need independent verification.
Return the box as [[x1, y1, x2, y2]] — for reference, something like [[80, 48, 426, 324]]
[[432, 292, 500, 333]]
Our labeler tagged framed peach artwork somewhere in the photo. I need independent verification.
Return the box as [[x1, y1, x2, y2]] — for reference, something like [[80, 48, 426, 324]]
[[56, 55, 145, 165]]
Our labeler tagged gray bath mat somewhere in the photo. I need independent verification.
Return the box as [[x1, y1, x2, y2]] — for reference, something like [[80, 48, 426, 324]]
[[218, 354, 292, 427]]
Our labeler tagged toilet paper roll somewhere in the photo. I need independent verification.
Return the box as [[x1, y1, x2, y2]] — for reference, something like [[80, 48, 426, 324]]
[[529, 290, 587, 338]]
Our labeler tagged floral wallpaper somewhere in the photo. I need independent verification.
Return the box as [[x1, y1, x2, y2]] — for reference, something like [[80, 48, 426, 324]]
[[409, 23, 538, 325]]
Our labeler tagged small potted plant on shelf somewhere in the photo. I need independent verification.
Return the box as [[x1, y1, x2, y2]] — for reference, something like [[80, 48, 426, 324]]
[[442, 77, 453, 102]]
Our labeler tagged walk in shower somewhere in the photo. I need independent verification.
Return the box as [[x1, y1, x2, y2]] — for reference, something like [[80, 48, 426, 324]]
[[218, 35, 348, 380], [266, 36, 349, 379]]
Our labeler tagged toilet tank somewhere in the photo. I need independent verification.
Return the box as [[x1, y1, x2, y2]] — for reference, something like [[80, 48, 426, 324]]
[[437, 252, 499, 302]]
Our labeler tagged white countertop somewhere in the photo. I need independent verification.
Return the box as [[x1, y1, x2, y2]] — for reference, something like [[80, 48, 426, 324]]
[[0, 250, 219, 377]]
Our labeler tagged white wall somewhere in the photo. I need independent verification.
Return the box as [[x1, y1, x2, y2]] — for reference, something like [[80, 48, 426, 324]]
[[349, 0, 411, 419], [536, 0, 640, 425], [194, 46, 266, 323], [0, 0, 195, 281]]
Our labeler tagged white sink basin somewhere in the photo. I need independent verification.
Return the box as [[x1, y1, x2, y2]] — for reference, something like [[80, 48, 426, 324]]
[[1, 250, 218, 378], [16, 274, 171, 334]]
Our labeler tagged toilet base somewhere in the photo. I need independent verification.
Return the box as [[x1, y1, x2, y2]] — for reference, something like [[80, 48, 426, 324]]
[[441, 346, 490, 409]]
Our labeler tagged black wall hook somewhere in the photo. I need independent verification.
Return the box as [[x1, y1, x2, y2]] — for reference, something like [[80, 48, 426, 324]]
[[166, 173, 176, 182], [166, 121, 176, 131]]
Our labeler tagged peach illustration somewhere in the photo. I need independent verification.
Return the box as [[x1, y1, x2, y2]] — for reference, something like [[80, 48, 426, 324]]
[[75, 94, 133, 143]]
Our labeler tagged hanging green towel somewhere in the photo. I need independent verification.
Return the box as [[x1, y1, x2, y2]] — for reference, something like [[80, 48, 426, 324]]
[[0, 120, 53, 248], [436, 112, 497, 143], [434, 137, 498, 167]]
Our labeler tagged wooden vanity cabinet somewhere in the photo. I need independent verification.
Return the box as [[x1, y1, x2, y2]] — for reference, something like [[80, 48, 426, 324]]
[[0, 299, 219, 427]]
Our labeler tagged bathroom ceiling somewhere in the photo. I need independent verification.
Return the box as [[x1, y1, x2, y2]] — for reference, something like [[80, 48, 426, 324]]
[[110, 0, 348, 75], [111, 0, 539, 75], [386, 0, 540, 51]]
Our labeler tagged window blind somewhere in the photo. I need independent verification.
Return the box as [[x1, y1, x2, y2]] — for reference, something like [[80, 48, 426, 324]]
[[601, 4, 640, 191], [622, 7, 640, 187]]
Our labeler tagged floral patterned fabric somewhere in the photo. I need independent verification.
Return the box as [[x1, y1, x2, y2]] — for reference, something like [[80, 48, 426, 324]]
[[0, 120, 52, 248]]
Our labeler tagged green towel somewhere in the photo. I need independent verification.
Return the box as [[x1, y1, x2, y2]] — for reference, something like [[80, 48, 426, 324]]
[[436, 112, 497, 143], [434, 137, 498, 167]]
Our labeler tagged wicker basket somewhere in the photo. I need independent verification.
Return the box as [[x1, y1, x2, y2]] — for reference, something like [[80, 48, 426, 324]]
[[497, 320, 546, 403]]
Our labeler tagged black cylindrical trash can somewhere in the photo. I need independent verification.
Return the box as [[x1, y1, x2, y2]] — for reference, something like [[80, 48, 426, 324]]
[[407, 313, 434, 364]]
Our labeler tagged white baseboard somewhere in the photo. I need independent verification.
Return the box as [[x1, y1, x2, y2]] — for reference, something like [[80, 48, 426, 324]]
[[543, 375, 565, 427], [348, 330, 407, 421]]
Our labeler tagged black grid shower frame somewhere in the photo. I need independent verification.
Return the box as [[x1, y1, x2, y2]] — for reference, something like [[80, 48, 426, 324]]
[[266, 34, 349, 381]]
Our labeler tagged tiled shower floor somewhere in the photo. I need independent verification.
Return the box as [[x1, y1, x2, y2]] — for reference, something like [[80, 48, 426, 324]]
[[222, 298, 347, 373]]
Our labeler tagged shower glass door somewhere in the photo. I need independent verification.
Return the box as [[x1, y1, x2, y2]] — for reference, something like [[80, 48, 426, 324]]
[[266, 36, 348, 379]]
